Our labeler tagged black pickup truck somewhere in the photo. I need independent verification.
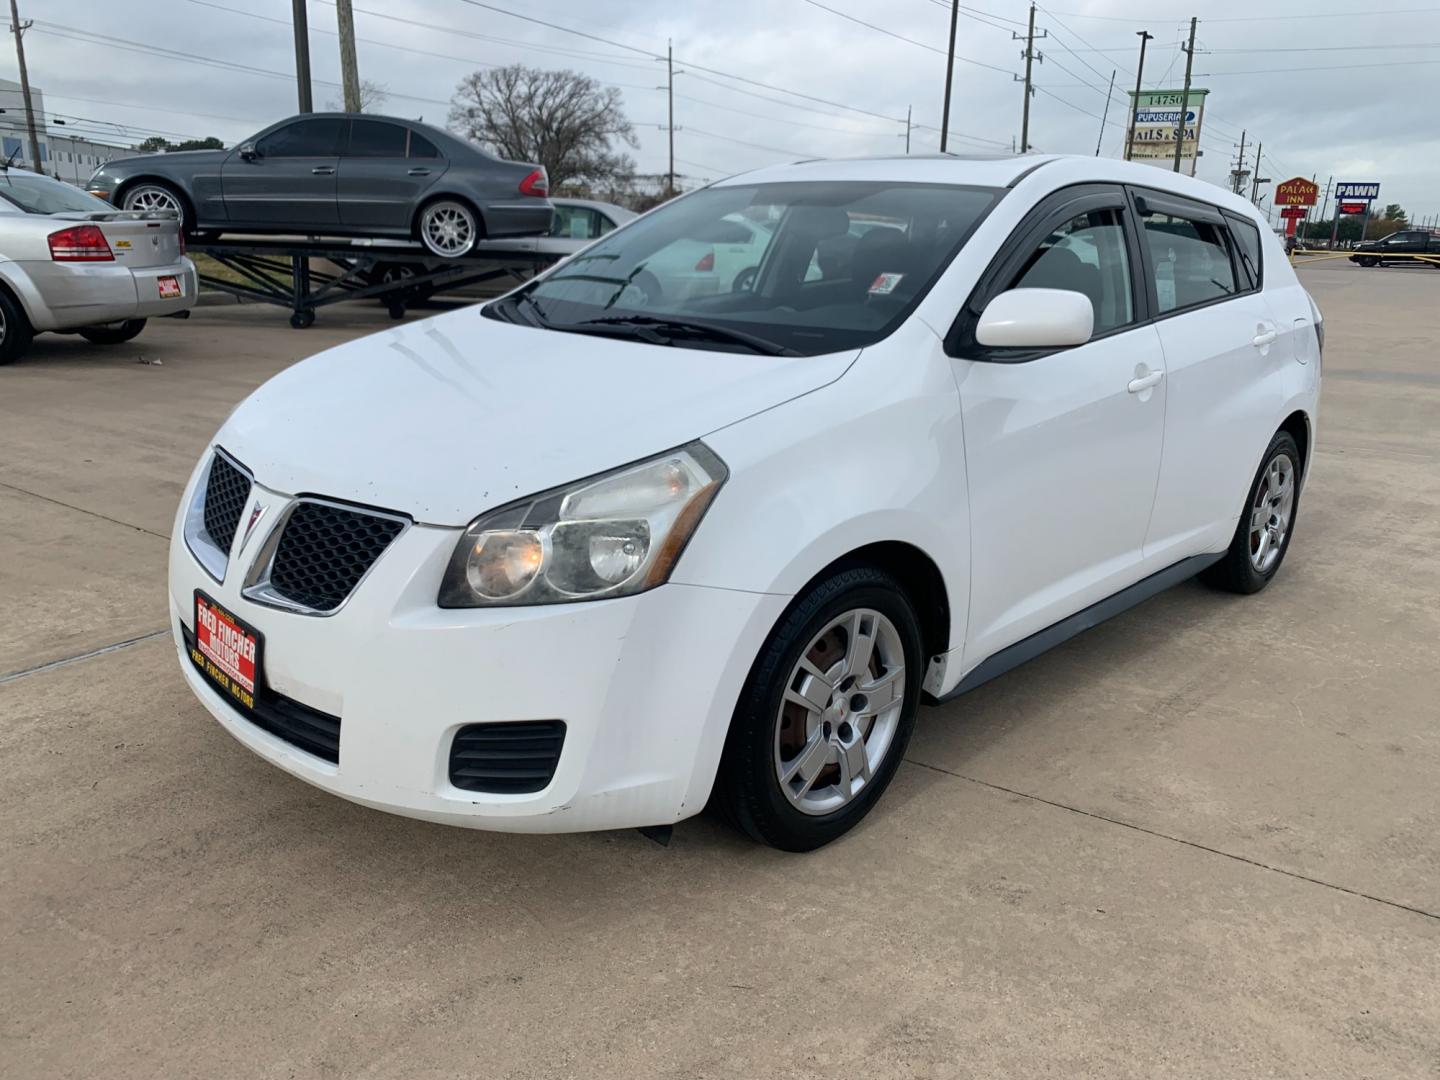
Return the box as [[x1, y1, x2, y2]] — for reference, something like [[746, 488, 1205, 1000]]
[[1349, 229, 1440, 266]]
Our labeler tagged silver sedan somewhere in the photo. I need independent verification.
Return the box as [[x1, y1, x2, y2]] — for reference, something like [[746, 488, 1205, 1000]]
[[0, 169, 195, 364]]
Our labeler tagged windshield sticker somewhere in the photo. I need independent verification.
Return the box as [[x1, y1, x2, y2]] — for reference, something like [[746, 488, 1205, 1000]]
[[868, 272, 904, 295]]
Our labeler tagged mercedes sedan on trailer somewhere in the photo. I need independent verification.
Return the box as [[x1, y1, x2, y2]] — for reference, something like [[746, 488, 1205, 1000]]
[[0, 170, 195, 364], [85, 114, 552, 258], [169, 154, 1321, 850]]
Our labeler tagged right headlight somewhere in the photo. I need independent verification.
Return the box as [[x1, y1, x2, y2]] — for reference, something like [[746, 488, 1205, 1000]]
[[438, 442, 728, 608]]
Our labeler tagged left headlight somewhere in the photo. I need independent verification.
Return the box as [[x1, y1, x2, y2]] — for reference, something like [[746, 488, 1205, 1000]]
[[438, 442, 728, 608]]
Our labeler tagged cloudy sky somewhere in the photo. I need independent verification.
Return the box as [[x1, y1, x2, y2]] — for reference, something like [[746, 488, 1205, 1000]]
[[20, 0, 1440, 221]]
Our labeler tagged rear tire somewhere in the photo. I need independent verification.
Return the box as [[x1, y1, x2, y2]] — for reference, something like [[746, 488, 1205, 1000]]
[[416, 198, 482, 258], [0, 287, 34, 365], [714, 567, 923, 851], [79, 319, 147, 345], [1201, 431, 1302, 594]]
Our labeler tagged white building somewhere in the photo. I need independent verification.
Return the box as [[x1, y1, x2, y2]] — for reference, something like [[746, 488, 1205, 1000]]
[[0, 79, 132, 184]]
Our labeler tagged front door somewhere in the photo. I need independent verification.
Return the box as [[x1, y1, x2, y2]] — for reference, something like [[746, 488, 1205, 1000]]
[[952, 186, 1167, 662], [221, 117, 344, 229], [336, 120, 447, 232]]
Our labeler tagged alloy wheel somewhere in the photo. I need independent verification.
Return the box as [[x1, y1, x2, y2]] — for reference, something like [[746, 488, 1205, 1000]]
[[421, 202, 477, 257], [773, 608, 906, 816], [124, 185, 182, 218], [1249, 451, 1296, 574]]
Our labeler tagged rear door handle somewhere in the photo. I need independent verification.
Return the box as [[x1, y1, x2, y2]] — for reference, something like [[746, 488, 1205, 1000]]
[[1127, 370, 1164, 394], [407, 167, 431, 176], [1252, 328, 1278, 348], [311, 166, 335, 175]]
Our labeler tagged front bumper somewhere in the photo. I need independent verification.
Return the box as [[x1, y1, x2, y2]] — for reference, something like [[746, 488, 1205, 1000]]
[[168, 461, 785, 833], [1, 256, 197, 331]]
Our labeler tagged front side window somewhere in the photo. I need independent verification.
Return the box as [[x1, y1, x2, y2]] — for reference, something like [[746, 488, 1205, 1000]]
[[1010, 208, 1134, 335], [489, 181, 1001, 356], [1142, 212, 1237, 314], [256, 119, 344, 158], [347, 119, 408, 157]]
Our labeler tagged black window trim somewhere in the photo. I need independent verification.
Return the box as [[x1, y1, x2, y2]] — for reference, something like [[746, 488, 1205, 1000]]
[[1129, 184, 1251, 322], [945, 182, 1149, 363]]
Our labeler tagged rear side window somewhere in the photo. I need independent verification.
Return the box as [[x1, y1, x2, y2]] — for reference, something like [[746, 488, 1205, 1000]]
[[1227, 214, 1263, 290], [347, 120, 408, 157], [1009, 208, 1135, 335], [1141, 213, 1237, 314], [408, 131, 440, 159], [257, 118, 344, 158]]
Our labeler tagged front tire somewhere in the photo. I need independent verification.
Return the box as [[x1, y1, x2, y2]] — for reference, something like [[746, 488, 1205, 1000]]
[[714, 567, 923, 851], [417, 198, 481, 258], [1202, 431, 1302, 594], [121, 181, 190, 230], [79, 319, 146, 345]]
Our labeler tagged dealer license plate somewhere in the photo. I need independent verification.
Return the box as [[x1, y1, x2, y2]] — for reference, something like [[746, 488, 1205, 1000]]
[[158, 275, 182, 299], [191, 591, 263, 711]]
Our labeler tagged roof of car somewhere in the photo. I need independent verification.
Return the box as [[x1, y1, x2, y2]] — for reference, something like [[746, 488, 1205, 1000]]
[[552, 197, 638, 219], [712, 153, 1269, 223]]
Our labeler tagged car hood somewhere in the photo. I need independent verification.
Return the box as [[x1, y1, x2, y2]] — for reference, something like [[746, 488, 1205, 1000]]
[[218, 306, 857, 526], [105, 149, 227, 172]]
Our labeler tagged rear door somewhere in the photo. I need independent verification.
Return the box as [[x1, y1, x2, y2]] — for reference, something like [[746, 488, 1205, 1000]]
[[336, 120, 447, 231], [1137, 190, 1286, 562], [220, 117, 343, 229], [950, 184, 1168, 660]]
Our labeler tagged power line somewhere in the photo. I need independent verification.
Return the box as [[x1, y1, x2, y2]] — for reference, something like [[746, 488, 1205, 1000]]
[[684, 126, 809, 157], [801, 0, 1018, 74], [1201, 57, 1440, 75], [1047, 6, 1440, 21]]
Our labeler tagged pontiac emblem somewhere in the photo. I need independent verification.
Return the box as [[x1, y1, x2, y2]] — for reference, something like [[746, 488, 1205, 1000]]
[[241, 502, 267, 547]]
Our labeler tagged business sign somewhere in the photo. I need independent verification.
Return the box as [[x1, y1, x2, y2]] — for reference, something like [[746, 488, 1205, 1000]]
[[1335, 182, 1380, 201], [1338, 201, 1369, 215], [1279, 207, 1307, 219], [1275, 177, 1318, 207], [1127, 88, 1209, 177]]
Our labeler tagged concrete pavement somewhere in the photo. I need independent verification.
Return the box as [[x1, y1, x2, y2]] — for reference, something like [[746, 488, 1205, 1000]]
[[2, 270, 1436, 1079]]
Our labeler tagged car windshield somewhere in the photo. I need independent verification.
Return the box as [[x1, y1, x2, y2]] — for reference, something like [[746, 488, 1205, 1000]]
[[488, 180, 1002, 356], [0, 171, 115, 214]]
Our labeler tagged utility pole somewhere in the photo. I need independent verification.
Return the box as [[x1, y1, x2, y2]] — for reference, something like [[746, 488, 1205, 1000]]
[[335, 0, 361, 112], [1172, 16, 1197, 173], [905, 105, 912, 154], [1249, 141, 1265, 202], [1015, 4, 1044, 154], [1095, 69, 1115, 156], [1230, 129, 1246, 194], [7, 0, 43, 173], [291, 0, 313, 112], [940, 0, 959, 153], [1125, 31, 1152, 162], [666, 40, 676, 195], [1317, 175, 1333, 232]]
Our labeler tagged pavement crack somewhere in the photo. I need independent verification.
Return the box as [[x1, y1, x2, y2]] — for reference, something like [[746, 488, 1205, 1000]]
[[0, 630, 171, 685], [906, 758, 1439, 923], [0, 480, 170, 540]]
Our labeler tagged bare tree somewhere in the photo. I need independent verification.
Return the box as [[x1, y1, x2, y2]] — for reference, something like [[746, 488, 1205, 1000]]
[[325, 79, 389, 113], [448, 65, 637, 191]]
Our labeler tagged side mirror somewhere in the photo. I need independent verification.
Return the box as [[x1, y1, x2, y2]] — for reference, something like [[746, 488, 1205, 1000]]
[[975, 288, 1094, 349], [238, 143, 258, 161]]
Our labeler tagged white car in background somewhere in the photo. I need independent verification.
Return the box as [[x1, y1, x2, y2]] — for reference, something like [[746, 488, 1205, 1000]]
[[170, 154, 1320, 850], [0, 170, 195, 364]]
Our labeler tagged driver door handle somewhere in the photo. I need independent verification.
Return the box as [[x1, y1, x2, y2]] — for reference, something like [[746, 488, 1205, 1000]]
[[1252, 327, 1278, 348], [311, 165, 335, 175], [407, 167, 432, 176], [1127, 370, 1164, 394]]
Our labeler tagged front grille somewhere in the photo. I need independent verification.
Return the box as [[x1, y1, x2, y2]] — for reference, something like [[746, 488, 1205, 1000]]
[[266, 501, 406, 612], [181, 623, 341, 763], [449, 721, 567, 794], [202, 452, 252, 555]]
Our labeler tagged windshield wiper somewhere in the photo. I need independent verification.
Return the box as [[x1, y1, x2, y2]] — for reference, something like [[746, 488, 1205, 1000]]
[[492, 289, 552, 328], [565, 315, 799, 356]]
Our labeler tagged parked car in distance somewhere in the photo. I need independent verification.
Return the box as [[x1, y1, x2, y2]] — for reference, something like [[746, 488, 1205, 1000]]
[[170, 154, 1321, 850], [85, 114, 553, 258], [1349, 228, 1440, 266], [0, 169, 195, 364]]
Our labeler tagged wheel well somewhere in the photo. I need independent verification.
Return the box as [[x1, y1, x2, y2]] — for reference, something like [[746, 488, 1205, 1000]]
[[412, 193, 486, 240], [115, 177, 193, 218], [1280, 410, 1310, 475], [0, 274, 35, 332], [805, 542, 951, 659]]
